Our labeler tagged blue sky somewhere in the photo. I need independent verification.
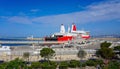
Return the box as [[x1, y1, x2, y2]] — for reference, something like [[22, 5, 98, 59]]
[[0, 0, 120, 37]]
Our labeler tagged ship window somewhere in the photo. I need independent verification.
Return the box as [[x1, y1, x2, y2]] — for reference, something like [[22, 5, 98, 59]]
[[54, 35, 63, 37]]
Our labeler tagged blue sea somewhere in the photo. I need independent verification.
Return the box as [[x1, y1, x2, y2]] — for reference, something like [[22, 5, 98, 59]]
[[0, 37, 40, 46]]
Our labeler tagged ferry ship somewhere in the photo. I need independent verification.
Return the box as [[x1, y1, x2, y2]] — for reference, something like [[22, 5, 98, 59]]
[[45, 23, 90, 41]]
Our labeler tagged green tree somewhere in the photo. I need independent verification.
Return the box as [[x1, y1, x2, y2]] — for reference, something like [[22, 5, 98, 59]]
[[40, 48, 55, 61], [42, 61, 57, 69], [101, 41, 111, 48], [31, 62, 42, 69], [114, 46, 120, 54], [59, 61, 68, 69], [86, 60, 96, 66], [5, 58, 25, 69], [96, 41, 115, 60], [96, 41, 115, 69], [0, 62, 8, 69], [96, 49, 101, 58], [86, 59, 103, 67], [108, 61, 120, 69], [77, 48, 87, 69], [114, 46, 120, 51], [23, 52, 30, 62], [99, 48, 114, 60], [77, 48, 87, 60], [69, 60, 79, 68]]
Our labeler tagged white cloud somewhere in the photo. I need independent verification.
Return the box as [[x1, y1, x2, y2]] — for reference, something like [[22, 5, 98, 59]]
[[30, 9, 39, 13], [2, 0, 120, 25], [32, 0, 120, 25], [8, 16, 32, 24], [0, 16, 9, 19]]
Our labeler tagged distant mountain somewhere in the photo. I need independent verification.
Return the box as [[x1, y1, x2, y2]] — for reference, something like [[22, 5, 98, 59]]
[[91, 34, 120, 38]]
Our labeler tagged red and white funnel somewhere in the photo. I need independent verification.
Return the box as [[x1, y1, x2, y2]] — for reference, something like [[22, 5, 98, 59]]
[[60, 24, 65, 33], [71, 23, 77, 32]]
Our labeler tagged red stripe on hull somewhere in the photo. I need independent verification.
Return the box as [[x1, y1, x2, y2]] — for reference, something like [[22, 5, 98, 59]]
[[58, 36, 73, 41], [82, 35, 90, 39]]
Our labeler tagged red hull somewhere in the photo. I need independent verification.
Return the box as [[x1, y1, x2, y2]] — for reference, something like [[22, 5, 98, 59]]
[[82, 35, 90, 39], [58, 36, 73, 41]]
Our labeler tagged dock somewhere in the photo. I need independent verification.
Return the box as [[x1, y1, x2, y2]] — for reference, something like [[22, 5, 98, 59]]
[[0, 41, 67, 45]]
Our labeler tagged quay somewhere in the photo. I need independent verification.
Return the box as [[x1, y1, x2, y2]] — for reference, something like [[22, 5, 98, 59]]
[[0, 37, 120, 62], [0, 41, 66, 44], [0, 39, 101, 61]]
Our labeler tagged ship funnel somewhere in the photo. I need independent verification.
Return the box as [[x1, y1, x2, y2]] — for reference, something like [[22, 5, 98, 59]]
[[60, 24, 65, 33], [71, 23, 76, 32]]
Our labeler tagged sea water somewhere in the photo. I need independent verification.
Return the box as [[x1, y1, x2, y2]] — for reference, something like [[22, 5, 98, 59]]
[[0, 37, 41, 46]]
